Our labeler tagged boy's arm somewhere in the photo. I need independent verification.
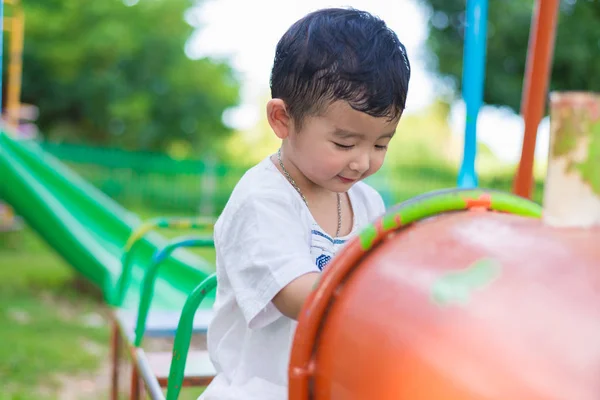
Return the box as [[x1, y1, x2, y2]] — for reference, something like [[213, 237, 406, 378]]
[[220, 191, 321, 328], [272, 271, 320, 320]]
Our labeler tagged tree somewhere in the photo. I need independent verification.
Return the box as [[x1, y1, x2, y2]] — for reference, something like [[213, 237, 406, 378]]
[[420, 0, 600, 114], [14, 0, 241, 153]]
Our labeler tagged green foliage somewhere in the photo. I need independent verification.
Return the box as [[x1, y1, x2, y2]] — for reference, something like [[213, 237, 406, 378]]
[[17, 0, 241, 152], [420, 0, 600, 113]]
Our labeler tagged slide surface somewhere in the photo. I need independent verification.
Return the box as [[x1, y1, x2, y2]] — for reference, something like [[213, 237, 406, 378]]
[[0, 131, 215, 313]]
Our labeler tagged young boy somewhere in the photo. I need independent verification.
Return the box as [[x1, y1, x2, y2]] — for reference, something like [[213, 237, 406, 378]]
[[200, 7, 410, 400]]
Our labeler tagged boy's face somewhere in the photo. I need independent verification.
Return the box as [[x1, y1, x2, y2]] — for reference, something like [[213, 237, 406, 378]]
[[286, 100, 400, 193]]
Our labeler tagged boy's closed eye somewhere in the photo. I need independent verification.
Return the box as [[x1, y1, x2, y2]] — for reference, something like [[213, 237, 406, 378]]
[[333, 142, 355, 149], [333, 142, 389, 150], [331, 128, 394, 150]]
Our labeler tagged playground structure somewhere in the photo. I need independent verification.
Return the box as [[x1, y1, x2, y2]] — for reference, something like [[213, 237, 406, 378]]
[[289, 189, 600, 399], [457, 0, 560, 199], [0, 0, 29, 235], [0, 0, 599, 399], [0, 130, 219, 398]]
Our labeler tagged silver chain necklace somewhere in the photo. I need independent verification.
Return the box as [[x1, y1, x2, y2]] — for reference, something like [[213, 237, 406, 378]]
[[277, 148, 342, 239]]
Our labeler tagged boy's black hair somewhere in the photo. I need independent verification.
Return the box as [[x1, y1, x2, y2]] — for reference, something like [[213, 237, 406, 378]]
[[270, 7, 411, 129]]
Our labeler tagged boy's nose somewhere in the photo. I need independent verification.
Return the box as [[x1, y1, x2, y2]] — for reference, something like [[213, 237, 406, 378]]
[[349, 153, 370, 174]]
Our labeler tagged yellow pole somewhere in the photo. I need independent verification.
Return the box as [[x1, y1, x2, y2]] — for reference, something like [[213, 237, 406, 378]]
[[4, 0, 22, 130], [0, 0, 25, 232]]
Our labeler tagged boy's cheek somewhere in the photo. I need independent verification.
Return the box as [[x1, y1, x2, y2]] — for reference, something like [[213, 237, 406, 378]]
[[368, 157, 386, 175]]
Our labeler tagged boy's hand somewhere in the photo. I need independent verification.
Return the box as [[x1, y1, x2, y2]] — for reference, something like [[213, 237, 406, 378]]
[[272, 272, 320, 320]]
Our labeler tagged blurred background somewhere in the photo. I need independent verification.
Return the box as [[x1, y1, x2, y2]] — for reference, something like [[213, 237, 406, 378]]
[[0, 0, 598, 399]]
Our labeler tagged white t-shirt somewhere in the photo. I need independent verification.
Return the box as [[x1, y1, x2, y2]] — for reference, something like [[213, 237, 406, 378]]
[[199, 156, 385, 400]]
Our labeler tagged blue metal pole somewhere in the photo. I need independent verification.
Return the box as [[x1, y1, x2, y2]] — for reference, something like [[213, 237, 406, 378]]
[[457, 0, 488, 188]]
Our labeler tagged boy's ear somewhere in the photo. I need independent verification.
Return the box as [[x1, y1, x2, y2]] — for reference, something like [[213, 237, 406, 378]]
[[267, 99, 291, 139]]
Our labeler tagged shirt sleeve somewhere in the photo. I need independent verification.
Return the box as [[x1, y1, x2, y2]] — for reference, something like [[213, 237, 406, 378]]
[[215, 189, 318, 329], [373, 190, 386, 218], [358, 182, 386, 222]]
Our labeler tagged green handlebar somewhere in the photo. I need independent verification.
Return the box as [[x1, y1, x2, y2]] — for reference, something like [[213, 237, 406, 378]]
[[116, 216, 215, 306], [134, 235, 215, 347], [166, 274, 217, 400]]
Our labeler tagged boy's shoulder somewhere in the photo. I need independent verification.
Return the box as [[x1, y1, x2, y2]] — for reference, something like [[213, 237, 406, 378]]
[[349, 180, 386, 219], [220, 155, 302, 215], [350, 179, 384, 203], [214, 155, 310, 243], [350, 179, 382, 200]]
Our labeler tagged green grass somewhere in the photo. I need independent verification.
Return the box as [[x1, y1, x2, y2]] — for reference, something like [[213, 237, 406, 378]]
[[0, 226, 109, 399], [0, 208, 215, 399]]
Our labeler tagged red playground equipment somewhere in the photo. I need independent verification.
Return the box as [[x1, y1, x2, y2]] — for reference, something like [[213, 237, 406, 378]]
[[286, 88, 600, 399], [289, 189, 600, 399]]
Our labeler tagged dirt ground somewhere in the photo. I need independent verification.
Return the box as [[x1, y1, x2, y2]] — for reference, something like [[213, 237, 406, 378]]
[[47, 293, 208, 400]]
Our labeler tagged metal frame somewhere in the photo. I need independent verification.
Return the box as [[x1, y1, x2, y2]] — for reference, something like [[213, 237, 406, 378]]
[[109, 216, 215, 400], [457, 0, 488, 188], [116, 216, 215, 306], [0, 0, 24, 130], [458, 0, 561, 200], [0, 0, 25, 234], [126, 243, 217, 400], [135, 274, 218, 400], [513, 0, 560, 198]]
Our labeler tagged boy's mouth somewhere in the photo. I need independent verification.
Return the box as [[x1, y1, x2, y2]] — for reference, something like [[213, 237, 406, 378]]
[[337, 175, 357, 184]]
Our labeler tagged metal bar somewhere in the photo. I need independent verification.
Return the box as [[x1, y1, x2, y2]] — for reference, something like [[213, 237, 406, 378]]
[[110, 321, 121, 400], [457, 0, 488, 188], [0, 0, 4, 114], [116, 215, 215, 306], [133, 235, 215, 347], [135, 349, 166, 400], [166, 274, 217, 400], [6, 5, 23, 130], [513, 0, 560, 199]]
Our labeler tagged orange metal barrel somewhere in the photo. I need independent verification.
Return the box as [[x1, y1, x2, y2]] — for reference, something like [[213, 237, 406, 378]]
[[289, 189, 600, 400]]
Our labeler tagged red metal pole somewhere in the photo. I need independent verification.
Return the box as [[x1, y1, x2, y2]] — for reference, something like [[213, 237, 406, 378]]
[[513, 0, 560, 199]]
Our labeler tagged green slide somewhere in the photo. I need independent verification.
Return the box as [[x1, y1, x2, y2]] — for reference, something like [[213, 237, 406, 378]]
[[0, 131, 215, 320]]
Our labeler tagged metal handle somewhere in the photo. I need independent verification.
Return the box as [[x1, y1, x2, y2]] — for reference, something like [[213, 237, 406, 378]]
[[133, 235, 215, 347]]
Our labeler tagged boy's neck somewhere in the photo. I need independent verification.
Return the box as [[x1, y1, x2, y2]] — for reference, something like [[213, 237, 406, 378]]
[[270, 152, 337, 203]]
